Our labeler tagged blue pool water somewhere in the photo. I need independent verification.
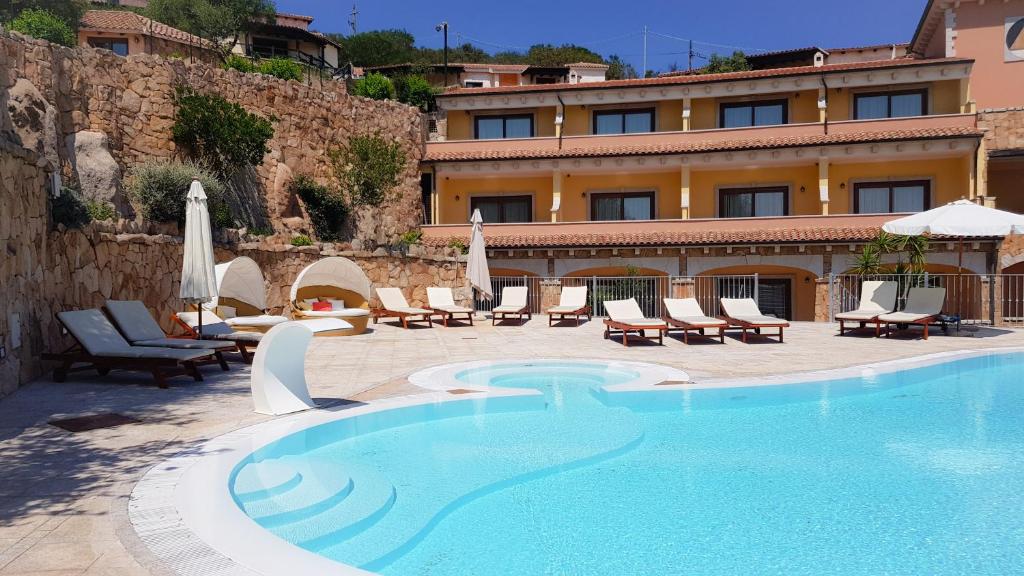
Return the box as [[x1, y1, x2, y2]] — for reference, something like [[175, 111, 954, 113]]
[[231, 356, 1024, 575]]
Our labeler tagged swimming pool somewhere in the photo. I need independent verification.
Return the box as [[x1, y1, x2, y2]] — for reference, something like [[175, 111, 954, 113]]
[[220, 354, 1024, 575]]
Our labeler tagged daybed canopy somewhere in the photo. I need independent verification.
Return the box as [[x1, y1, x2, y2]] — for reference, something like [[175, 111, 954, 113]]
[[210, 256, 268, 311], [289, 257, 371, 303]]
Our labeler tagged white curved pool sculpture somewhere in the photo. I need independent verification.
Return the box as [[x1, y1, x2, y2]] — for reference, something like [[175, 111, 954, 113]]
[[132, 352, 1024, 575]]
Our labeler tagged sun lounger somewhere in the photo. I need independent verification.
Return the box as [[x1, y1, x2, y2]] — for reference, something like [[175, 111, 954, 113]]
[[492, 286, 531, 325], [874, 287, 946, 340], [719, 298, 789, 343], [662, 298, 727, 343], [173, 311, 262, 363], [374, 287, 436, 328], [835, 280, 898, 336], [105, 300, 233, 369], [42, 309, 217, 388], [427, 287, 474, 327], [546, 286, 591, 326], [602, 298, 668, 346]]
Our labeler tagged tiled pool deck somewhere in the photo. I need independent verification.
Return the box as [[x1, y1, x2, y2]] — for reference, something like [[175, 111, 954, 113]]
[[1, 318, 1022, 575]]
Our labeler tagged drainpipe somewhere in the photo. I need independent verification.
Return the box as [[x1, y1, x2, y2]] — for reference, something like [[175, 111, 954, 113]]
[[820, 73, 829, 135], [556, 93, 566, 150]]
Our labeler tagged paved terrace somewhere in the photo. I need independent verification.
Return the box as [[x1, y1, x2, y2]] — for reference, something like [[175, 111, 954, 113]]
[[0, 318, 1022, 575]]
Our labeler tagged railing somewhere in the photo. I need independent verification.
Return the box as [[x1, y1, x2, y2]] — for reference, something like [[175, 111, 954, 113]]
[[479, 275, 761, 318], [827, 273, 1024, 327], [243, 45, 342, 79]]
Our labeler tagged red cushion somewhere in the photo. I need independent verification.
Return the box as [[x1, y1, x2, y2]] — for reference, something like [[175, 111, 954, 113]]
[[311, 301, 332, 312]]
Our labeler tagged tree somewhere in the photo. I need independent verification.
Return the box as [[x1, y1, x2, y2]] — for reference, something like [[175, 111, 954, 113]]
[[353, 73, 396, 100], [1, 0, 85, 28], [333, 29, 416, 67], [171, 87, 275, 177], [146, 0, 275, 60], [394, 74, 436, 111], [525, 43, 604, 66], [701, 50, 751, 74], [9, 8, 75, 46], [330, 134, 407, 245], [605, 55, 637, 80]]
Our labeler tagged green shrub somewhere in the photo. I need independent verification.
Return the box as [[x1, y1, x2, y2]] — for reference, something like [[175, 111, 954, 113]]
[[353, 72, 396, 100], [395, 75, 435, 111], [398, 229, 422, 246], [329, 134, 406, 207], [248, 226, 273, 236], [257, 57, 303, 81], [85, 200, 116, 222], [292, 175, 349, 242], [290, 234, 313, 247], [172, 86, 275, 176], [222, 54, 257, 73], [126, 159, 231, 226], [10, 8, 75, 47], [50, 187, 91, 229], [447, 238, 467, 255]]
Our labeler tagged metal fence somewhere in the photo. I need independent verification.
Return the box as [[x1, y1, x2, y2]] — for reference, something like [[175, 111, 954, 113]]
[[479, 275, 760, 318], [828, 273, 1024, 327]]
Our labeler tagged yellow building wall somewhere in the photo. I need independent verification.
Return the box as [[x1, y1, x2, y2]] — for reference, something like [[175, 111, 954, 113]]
[[689, 98, 718, 130], [657, 100, 685, 131], [438, 176, 553, 223], [535, 107, 557, 137], [562, 105, 589, 136], [445, 108, 556, 140], [828, 80, 963, 121], [827, 157, 970, 213], [689, 91, 819, 129], [447, 111, 472, 140], [689, 165, 821, 218], [560, 171, 681, 221], [931, 80, 962, 115]]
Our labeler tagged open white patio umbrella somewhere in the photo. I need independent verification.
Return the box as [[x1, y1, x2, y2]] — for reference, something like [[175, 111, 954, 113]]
[[180, 179, 218, 337], [883, 199, 1024, 317], [466, 208, 493, 303]]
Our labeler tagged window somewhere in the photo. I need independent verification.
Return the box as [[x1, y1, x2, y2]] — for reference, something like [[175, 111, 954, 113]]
[[463, 80, 484, 88], [718, 186, 788, 218], [719, 99, 788, 128], [854, 89, 927, 120], [854, 180, 930, 214], [420, 173, 433, 224], [87, 37, 128, 56], [592, 108, 655, 135], [470, 195, 532, 223], [590, 191, 655, 221], [474, 114, 533, 139], [251, 37, 289, 59]]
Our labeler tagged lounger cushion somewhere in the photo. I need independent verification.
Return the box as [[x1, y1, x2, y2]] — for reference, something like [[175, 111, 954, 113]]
[[134, 337, 234, 350], [435, 305, 473, 314], [556, 286, 588, 309], [729, 315, 788, 325], [300, 308, 370, 318], [176, 312, 262, 342], [493, 305, 527, 313], [669, 315, 726, 327], [104, 300, 166, 343], [548, 305, 586, 313], [498, 286, 529, 309], [876, 311, 933, 323], [226, 315, 289, 327], [614, 319, 668, 328], [392, 307, 433, 315], [835, 310, 883, 321], [377, 287, 428, 314], [59, 309, 134, 355], [217, 305, 237, 319]]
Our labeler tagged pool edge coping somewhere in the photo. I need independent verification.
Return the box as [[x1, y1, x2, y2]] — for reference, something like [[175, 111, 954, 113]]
[[128, 348, 1024, 576]]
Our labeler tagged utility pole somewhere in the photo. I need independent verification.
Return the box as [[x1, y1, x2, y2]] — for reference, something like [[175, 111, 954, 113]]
[[348, 4, 358, 34], [642, 25, 648, 78], [688, 39, 693, 72], [436, 21, 449, 87]]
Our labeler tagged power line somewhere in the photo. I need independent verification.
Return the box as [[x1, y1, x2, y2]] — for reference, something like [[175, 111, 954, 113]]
[[647, 30, 768, 54]]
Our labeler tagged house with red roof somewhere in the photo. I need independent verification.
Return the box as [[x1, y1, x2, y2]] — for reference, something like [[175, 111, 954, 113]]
[[418, 0, 1024, 321], [78, 10, 218, 63]]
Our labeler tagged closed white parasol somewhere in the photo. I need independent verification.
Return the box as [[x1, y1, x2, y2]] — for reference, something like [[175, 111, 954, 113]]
[[179, 179, 218, 336], [466, 209, 493, 301]]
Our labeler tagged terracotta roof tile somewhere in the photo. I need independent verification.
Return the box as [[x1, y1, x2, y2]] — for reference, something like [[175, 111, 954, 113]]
[[80, 10, 213, 48], [440, 57, 972, 96], [421, 214, 905, 249], [424, 125, 981, 163]]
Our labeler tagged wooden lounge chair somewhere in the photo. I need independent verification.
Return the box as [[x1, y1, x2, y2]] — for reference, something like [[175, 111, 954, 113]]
[[874, 287, 946, 340], [602, 298, 668, 346], [105, 300, 233, 369], [43, 309, 216, 388], [492, 286, 531, 325], [427, 287, 474, 327], [719, 298, 789, 343], [662, 298, 727, 343], [173, 311, 262, 363], [835, 280, 898, 336], [546, 286, 591, 326], [374, 287, 436, 328]]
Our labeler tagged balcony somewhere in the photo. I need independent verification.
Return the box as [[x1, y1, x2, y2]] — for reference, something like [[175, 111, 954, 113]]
[[424, 114, 979, 163]]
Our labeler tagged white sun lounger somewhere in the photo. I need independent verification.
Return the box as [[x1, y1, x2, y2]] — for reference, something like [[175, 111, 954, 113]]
[[602, 298, 667, 346], [492, 286, 531, 325], [546, 286, 591, 326], [427, 287, 474, 327], [835, 281, 898, 336], [662, 298, 727, 343], [43, 309, 218, 388], [719, 298, 789, 343], [374, 287, 436, 328], [875, 287, 946, 340], [174, 311, 263, 363]]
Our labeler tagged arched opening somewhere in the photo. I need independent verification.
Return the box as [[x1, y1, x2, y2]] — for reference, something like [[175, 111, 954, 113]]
[[699, 264, 817, 321]]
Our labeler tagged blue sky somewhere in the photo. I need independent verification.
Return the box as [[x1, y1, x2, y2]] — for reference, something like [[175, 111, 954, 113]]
[[277, 0, 926, 72]]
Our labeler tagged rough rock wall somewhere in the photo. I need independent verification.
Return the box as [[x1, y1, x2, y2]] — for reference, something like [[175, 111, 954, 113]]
[[1, 29, 425, 243], [978, 109, 1024, 151]]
